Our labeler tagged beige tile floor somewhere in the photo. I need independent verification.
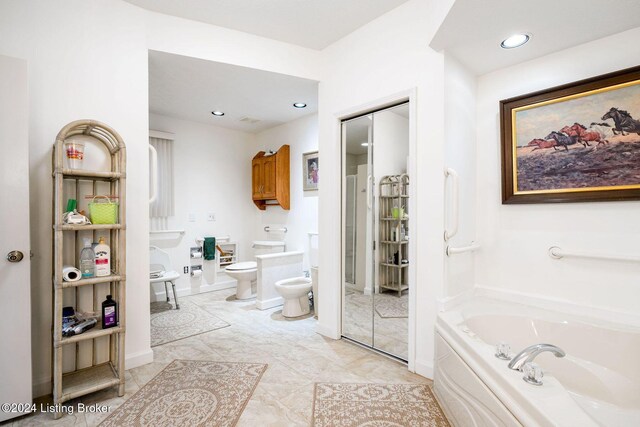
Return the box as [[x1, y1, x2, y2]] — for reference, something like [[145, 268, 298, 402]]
[[7, 288, 429, 426]]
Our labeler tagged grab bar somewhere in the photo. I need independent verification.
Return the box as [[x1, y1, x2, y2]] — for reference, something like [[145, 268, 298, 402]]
[[549, 246, 640, 263], [446, 242, 480, 256], [150, 229, 185, 235], [264, 226, 287, 233], [149, 144, 158, 205], [444, 168, 459, 241]]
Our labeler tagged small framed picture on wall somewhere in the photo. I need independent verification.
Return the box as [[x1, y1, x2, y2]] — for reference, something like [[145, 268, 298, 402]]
[[303, 150, 319, 191]]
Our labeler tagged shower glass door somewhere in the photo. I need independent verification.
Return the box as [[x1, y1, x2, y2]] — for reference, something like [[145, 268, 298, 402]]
[[342, 103, 410, 361]]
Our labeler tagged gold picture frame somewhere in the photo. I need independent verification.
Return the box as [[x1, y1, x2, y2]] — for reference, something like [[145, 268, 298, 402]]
[[500, 66, 640, 204]]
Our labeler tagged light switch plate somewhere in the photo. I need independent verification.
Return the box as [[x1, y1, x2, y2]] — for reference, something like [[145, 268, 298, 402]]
[[207, 213, 215, 221], [188, 213, 196, 222]]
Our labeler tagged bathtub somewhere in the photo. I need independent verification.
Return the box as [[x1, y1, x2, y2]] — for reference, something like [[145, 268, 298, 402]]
[[434, 298, 640, 427]]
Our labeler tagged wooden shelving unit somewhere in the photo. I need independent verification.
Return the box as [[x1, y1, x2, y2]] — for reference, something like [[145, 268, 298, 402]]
[[51, 120, 126, 418], [378, 174, 409, 296]]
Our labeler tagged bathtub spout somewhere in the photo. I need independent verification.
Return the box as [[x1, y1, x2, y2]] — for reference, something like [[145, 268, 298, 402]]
[[508, 343, 565, 371]]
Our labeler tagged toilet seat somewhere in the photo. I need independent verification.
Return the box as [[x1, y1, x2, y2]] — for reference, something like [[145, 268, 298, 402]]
[[226, 261, 257, 271]]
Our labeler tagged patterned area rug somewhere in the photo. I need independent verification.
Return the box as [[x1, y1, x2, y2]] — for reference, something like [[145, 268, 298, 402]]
[[374, 293, 408, 318], [150, 300, 230, 347], [312, 383, 449, 427], [100, 360, 267, 427]]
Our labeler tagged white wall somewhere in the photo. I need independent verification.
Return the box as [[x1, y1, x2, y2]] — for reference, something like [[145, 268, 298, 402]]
[[443, 54, 477, 299], [318, 0, 455, 377], [254, 114, 319, 270], [0, 0, 324, 397], [475, 27, 640, 315], [0, 0, 150, 397], [149, 113, 258, 295]]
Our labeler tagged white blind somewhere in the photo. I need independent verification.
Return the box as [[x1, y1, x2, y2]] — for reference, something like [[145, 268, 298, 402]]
[[149, 136, 174, 218]]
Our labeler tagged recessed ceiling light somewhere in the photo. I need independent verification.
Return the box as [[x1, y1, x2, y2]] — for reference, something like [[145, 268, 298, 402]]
[[293, 102, 307, 108], [361, 142, 369, 147], [500, 34, 530, 49], [211, 111, 225, 116]]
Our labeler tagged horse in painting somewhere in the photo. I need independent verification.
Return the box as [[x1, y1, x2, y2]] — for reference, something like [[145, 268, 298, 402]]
[[544, 131, 580, 152], [601, 107, 640, 135]]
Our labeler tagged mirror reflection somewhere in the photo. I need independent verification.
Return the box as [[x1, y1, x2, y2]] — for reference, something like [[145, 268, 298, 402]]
[[342, 103, 409, 360]]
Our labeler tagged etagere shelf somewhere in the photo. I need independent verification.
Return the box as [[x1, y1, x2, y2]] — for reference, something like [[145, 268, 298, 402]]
[[378, 174, 409, 296], [51, 120, 126, 418]]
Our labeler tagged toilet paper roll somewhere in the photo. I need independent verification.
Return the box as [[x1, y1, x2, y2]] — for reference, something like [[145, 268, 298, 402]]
[[63, 265, 81, 282], [191, 269, 202, 278], [191, 252, 202, 259]]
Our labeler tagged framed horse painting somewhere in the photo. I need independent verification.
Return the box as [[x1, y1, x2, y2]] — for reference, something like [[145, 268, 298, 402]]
[[500, 65, 640, 204]]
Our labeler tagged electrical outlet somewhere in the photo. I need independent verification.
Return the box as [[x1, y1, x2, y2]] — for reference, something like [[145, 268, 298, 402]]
[[188, 213, 196, 222], [207, 213, 215, 222], [183, 266, 189, 274]]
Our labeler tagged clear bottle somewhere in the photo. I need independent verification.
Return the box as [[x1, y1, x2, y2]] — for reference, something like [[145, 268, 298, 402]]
[[79, 238, 95, 278]]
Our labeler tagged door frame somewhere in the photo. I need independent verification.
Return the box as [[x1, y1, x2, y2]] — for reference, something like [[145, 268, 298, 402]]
[[337, 88, 417, 372]]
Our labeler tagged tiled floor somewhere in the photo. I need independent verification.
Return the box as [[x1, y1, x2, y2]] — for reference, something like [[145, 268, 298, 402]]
[[7, 288, 429, 426]]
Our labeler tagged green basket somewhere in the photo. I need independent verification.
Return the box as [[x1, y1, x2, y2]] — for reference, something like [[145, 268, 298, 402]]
[[89, 195, 119, 224]]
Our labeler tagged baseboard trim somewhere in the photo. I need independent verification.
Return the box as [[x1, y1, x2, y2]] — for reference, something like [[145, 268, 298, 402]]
[[33, 375, 51, 399], [256, 296, 284, 310], [125, 348, 154, 370], [414, 358, 434, 380], [315, 322, 340, 340]]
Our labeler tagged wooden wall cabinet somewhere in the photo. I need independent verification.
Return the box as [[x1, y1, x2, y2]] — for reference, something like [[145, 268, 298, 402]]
[[252, 144, 290, 210]]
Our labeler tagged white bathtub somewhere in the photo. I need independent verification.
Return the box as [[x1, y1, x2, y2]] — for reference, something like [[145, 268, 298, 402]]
[[434, 298, 640, 427]]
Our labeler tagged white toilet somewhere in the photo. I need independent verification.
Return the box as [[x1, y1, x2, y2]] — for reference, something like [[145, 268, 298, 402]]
[[225, 241, 285, 300], [274, 277, 313, 317]]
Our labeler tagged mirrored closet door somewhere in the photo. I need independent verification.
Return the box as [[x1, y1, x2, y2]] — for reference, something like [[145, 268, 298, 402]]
[[342, 103, 410, 361]]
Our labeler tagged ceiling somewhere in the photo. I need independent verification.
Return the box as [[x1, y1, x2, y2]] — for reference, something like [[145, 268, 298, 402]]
[[431, 0, 640, 76], [126, 0, 409, 50], [149, 50, 318, 133]]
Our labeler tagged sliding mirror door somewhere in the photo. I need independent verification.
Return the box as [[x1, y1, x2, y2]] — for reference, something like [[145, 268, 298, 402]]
[[342, 103, 410, 361], [342, 114, 374, 347]]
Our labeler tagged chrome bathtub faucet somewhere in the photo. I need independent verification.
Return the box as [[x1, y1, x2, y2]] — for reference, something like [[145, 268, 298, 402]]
[[507, 343, 565, 371]]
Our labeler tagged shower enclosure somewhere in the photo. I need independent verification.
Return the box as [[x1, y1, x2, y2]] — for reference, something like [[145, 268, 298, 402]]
[[341, 102, 410, 361]]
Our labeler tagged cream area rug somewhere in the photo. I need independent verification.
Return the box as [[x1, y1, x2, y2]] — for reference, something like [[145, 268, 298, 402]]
[[150, 300, 230, 347], [374, 293, 408, 319], [312, 383, 449, 427], [100, 360, 267, 427]]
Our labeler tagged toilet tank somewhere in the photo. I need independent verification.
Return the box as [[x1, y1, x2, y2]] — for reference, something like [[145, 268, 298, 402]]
[[252, 240, 285, 256]]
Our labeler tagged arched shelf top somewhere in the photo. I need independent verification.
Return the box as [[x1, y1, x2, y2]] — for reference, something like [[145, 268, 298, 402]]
[[55, 119, 125, 154]]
